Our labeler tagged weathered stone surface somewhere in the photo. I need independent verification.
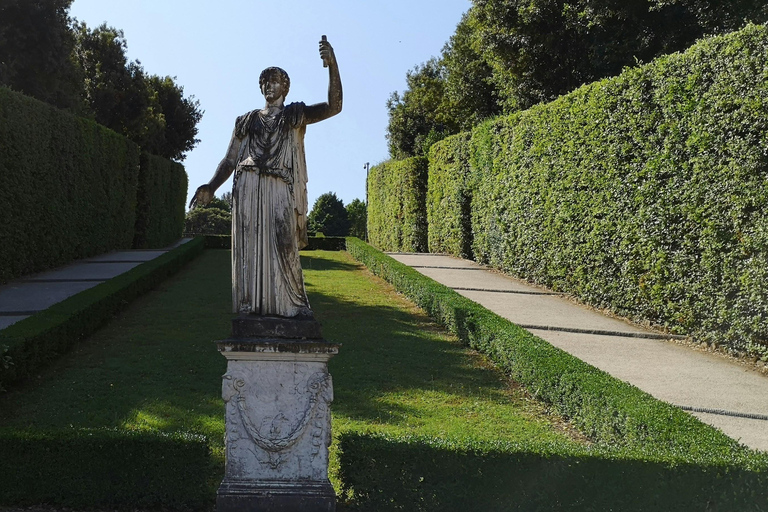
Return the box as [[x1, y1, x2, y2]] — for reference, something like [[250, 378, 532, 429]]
[[189, 36, 342, 319], [216, 335, 339, 512]]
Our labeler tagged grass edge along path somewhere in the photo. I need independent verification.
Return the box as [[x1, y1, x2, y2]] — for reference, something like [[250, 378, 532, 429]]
[[344, 237, 768, 510], [0, 237, 205, 390]]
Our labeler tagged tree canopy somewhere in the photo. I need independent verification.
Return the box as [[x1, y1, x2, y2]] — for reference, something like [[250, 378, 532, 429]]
[[185, 194, 231, 235], [0, 0, 83, 111], [386, 0, 768, 159], [346, 198, 367, 240], [0, 2, 202, 161], [308, 192, 350, 237]]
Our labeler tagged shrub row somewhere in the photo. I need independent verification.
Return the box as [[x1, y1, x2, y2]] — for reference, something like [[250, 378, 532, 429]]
[[133, 152, 188, 249], [338, 432, 768, 511], [0, 237, 204, 389], [0, 87, 188, 285], [423, 24, 768, 357], [345, 238, 766, 467], [367, 156, 428, 252], [0, 427, 215, 510], [189, 235, 347, 251], [306, 236, 347, 251]]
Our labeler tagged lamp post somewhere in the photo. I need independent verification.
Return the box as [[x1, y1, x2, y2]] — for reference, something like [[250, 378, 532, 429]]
[[364, 162, 370, 241]]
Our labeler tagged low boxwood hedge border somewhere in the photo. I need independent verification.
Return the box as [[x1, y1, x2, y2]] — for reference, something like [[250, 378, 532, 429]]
[[0, 427, 216, 510], [0, 237, 204, 389], [345, 237, 767, 468], [337, 431, 768, 511]]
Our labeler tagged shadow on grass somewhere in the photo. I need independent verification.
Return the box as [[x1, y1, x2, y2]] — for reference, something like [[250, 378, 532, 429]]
[[306, 272, 518, 427], [337, 432, 768, 512]]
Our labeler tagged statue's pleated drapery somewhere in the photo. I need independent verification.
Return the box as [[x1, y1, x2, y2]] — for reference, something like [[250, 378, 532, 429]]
[[231, 102, 311, 317]]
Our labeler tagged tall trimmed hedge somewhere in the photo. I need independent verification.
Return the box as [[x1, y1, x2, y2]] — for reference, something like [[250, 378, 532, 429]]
[[133, 152, 188, 249], [0, 87, 189, 285], [367, 156, 428, 252], [0, 87, 140, 284], [470, 24, 768, 356], [427, 132, 473, 257]]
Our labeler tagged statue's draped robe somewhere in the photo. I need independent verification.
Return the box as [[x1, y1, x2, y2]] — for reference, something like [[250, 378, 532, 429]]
[[231, 102, 311, 316]]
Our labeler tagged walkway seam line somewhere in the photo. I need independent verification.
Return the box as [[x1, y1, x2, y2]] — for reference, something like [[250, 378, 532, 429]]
[[677, 405, 768, 421], [521, 324, 686, 340], [453, 286, 558, 296], [410, 265, 487, 270]]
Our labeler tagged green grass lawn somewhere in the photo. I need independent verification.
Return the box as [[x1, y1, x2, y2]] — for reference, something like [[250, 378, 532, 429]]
[[0, 249, 585, 508], [3, 248, 764, 511]]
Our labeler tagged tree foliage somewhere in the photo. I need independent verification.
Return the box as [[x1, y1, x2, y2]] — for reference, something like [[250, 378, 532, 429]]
[[386, 0, 768, 159], [471, 0, 768, 112], [72, 23, 201, 161], [308, 192, 350, 236], [386, 58, 458, 160], [346, 198, 367, 240], [0, 0, 83, 111], [184, 194, 231, 235], [0, 2, 202, 161]]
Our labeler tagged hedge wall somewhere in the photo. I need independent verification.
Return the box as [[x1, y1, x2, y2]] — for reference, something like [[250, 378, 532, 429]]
[[427, 132, 474, 258], [0, 87, 141, 284], [0, 87, 189, 285], [367, 156, 428, 252], [133, 152, 188, 249], [469, 23, 768, 356]]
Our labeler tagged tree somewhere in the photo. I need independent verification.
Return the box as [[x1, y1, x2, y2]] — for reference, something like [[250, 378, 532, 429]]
[[442, 12, 502, 128], [346, 198, 367, 240], [144, 74, 202, 161], [308, 192, 349, 236], [72, 22, 202, 161], [471, 0, 768, 112], [184, 193, 231, 234], [0, 0, 84, 111], [386, 58, 459, 160]]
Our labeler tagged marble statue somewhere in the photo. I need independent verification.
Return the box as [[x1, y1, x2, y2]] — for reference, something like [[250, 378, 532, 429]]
[[190, 37, 342, 318]]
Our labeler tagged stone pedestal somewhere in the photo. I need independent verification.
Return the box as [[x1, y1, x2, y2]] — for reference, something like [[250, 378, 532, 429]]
[[216, 316, 340, 512]]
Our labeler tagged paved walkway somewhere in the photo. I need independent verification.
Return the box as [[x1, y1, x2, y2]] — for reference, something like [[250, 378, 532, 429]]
[[388, 252, 768, 453], [0, 239, 192, 331]]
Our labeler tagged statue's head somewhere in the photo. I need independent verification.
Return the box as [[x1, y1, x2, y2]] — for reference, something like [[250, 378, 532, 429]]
[[259, 67, 290, 102]]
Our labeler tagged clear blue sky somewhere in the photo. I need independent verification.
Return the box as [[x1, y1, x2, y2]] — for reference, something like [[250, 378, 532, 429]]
[[68, 0, 472, 210]]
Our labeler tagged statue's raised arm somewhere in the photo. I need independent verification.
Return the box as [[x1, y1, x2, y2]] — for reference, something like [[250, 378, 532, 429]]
[[305, 36, 342, 124]]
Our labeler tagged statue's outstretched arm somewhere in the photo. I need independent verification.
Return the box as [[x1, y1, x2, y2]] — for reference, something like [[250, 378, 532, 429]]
[[305, 37, 342, 124], [189, 129, 239, 209]]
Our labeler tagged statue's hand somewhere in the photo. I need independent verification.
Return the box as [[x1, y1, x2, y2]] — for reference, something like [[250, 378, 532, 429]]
[[319, 37, 335, 67], [189, 184, 214, 209]]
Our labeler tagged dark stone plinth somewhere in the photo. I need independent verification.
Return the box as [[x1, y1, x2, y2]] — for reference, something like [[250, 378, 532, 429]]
[[232, 315, 323, 340], [217, 479, 335, 512]]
